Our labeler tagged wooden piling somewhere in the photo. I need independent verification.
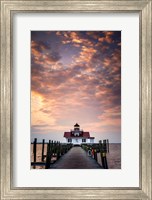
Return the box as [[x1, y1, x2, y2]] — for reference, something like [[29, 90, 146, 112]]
[[53, 140, 55, 158], [103, 139, 107, 153], [101, 152, 108, 169], [99, 140, 102, 152], [94, 149, 97, 162], [107, 139, 109, 153], [99, 140, 108, 169], [45, 140, 52, 169], [56, 142, 61, 160], [33, 138, 37, 169], [41, 139, 45, 162]]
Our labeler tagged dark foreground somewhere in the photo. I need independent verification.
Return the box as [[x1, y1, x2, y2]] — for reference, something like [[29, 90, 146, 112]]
[[31, 143, 121, 169], [50, 146, 102, 169]]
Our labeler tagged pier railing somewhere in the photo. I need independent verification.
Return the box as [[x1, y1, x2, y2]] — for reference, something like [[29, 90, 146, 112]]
[[31, 138, 109, 169], [81, 139, 109, 169], [31, 138, 73, 169]]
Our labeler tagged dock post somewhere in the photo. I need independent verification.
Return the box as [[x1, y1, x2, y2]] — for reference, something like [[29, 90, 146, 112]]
[[99, 140, 102, 152], [103, 140, 107, 153], [94, 149, 97, 162], [101, 152, 108, 169], [56, 142, 60, 160], [54, 141, 57, 156], [41, 139, 45, 162], [45, 140, 52, 169], [99, 140, 108, 169], [60, 144, 63, 155], [101, 140, 108, 169], [51, 140, 54, 156], [33, 138, 37, 169], [107, 139, 109, 153]]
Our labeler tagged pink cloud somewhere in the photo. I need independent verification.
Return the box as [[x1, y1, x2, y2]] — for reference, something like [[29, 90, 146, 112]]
[[31, 31, 121, 142]]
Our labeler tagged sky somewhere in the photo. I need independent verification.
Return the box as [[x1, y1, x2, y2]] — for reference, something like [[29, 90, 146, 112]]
[[31, 31, 121, 143]]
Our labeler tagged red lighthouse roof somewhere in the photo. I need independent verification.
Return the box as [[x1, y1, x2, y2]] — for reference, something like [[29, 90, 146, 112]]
[[64, 131, 91, 138], [64, 124, 94, 139]]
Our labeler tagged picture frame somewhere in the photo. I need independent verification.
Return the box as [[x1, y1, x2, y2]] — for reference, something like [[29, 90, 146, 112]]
[[0, 0, 151, 199]]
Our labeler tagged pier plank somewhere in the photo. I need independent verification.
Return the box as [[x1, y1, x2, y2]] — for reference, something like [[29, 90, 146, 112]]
[[50, 146, 102, 169]]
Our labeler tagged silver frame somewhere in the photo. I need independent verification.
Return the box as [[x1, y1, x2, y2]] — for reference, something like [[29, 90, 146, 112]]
[[0, 0, 151, 199]]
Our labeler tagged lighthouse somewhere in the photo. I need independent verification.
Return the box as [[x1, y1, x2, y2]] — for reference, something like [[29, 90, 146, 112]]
[[64, 123, 95, 145]]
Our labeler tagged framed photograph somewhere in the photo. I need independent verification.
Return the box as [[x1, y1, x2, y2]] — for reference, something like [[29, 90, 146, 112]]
[[0, 0, 151, 199], [30, 30, 121, 171]]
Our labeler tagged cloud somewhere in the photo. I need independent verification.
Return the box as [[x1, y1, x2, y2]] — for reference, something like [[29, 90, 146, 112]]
[[31, 40, 50, 54], [31, 31, 121, 142], [31, 40, 62, 70], [44, 52, 61, 63], [57, 31, 94, 47]]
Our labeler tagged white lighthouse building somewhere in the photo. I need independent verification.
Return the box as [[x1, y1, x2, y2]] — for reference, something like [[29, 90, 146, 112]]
[[64, 123, 95, 145]]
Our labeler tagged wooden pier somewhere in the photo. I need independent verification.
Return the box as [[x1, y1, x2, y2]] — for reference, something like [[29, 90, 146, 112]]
[[50, 146, 102, 169], [31, 138, 109, 169]]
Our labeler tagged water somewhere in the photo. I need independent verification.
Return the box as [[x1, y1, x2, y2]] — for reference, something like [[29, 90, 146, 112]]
[[31, 143, 121, 169], [97, 143, 121, 169]]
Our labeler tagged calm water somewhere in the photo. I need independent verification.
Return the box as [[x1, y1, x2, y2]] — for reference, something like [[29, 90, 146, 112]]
[[31, 143, 121, 169], [97, 143, 121, 169]]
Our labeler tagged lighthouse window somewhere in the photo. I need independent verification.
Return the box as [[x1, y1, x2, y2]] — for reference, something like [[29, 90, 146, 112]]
[[82, 139, 86, 143], [68, 139, 72, 143]]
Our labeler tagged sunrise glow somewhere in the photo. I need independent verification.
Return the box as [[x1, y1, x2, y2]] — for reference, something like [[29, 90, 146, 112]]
[[31, 31, 121, 143]]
